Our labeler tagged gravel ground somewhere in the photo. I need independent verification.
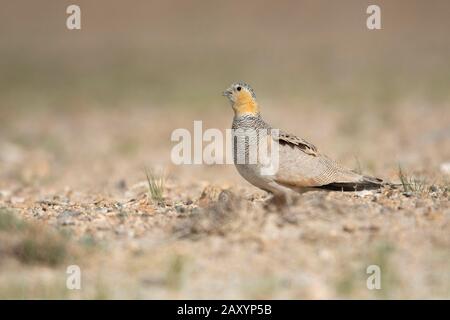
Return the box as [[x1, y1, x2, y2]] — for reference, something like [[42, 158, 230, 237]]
[[0, 104, 449, 299]]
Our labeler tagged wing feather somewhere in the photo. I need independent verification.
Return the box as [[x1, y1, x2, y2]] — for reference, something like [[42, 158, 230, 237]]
[[269, 130, 383, 191], [273, 131, 318, 156]]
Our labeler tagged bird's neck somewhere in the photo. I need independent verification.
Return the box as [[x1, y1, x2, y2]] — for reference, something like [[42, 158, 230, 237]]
[[232, 98, 260, 117], [232, 112, 269, 131]]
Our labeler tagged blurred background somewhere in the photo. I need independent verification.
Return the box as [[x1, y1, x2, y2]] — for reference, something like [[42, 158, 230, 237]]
[[0, 0, 449, 299], [1, 0, 449, 110], [1, 0, 449, 188]]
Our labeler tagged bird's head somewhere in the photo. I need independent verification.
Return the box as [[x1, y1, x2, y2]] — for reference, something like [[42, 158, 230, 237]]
[[222, 82, 259, 117]]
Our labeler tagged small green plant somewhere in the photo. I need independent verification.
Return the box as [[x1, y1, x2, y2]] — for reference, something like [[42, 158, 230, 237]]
[[14, 233, 67, 266], [0, 209, 25, 231], [398, 165, 427, 194], [0, 209, 69, 266], [145, 168, 165, 203]]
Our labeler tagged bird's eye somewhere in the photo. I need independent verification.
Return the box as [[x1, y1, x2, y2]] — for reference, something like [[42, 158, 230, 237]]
[[236, 86, 242, 91]]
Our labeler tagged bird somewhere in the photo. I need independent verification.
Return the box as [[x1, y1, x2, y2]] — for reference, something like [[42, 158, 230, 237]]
[[222, 82, 385, 203]]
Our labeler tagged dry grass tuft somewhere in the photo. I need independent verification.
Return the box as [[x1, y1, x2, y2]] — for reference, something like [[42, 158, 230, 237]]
[[398, 165, 428, 194], [145, 168, 165, 204]]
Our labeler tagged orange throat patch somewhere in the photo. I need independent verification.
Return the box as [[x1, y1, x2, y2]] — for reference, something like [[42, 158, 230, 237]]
[[233, 91, 259, 116]]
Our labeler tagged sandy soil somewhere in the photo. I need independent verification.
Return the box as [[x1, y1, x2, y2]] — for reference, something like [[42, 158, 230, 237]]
[[0, 102, 449, 299], [1, 0, 449, 300]]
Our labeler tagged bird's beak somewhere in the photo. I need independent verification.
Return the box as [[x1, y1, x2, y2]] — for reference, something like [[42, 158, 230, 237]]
[[222, 89, 232, 97]]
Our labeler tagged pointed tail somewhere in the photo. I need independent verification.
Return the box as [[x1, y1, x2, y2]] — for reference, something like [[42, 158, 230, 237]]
[[315, 175, 385, 192]]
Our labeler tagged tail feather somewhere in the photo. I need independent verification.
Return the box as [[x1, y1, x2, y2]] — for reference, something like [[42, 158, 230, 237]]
[[316, 175, 384, 192]]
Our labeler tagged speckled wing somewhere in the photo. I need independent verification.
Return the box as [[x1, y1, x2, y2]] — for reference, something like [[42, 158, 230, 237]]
[[274, 130, 318, 156], [273, 132, 383, 190]]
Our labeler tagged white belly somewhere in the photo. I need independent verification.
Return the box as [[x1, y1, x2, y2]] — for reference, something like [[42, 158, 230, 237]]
[[234, 164, 292, 195]]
